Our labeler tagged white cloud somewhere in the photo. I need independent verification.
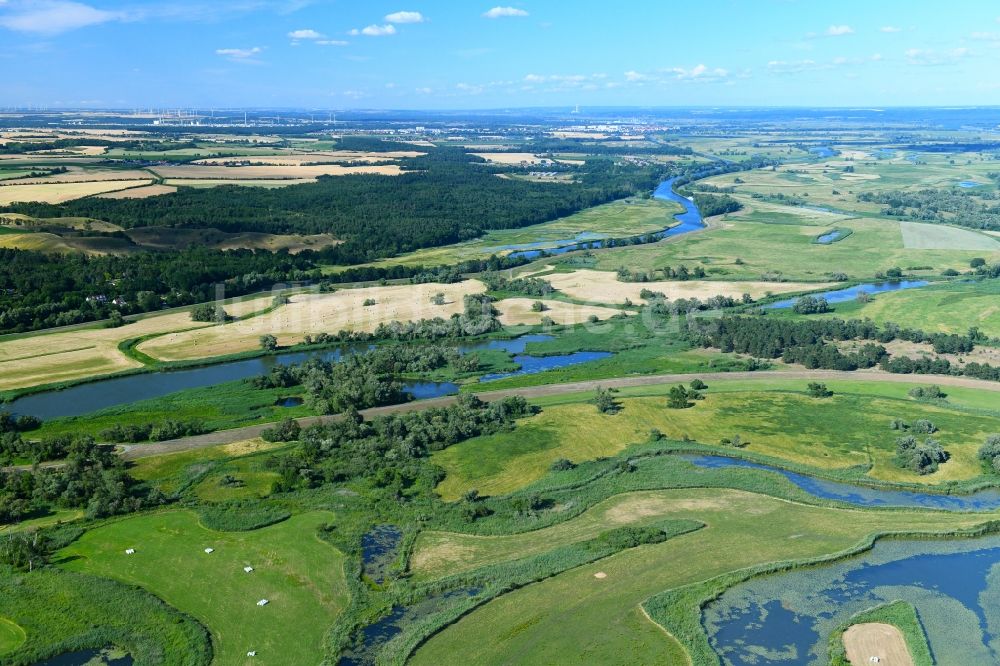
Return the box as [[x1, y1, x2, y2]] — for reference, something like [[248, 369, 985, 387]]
[[415, 87, 433, 94], [288, 28, 323, 40], [523, 73, 545, 82], [880, 25, 901, 33], [871, 53, 883, 61], [669, 63, 728, 81], [216, 46, 262, 60], [904, 47, 970, 65], [623, 70, 645, 81], [0, 0, 121, 34], [317, 39, 348, 46], [385, 10, 424, 24], [826, 25, 854, 36], [483, 6, 528, 19], [350, 23, 396, 36]]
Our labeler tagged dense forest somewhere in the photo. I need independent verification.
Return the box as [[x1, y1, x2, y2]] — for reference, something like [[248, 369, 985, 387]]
[[4, 149, 667, 264], [0, 247, 317, 333], [691, 315, 1000, 380], [857, 188, 1000, 231]]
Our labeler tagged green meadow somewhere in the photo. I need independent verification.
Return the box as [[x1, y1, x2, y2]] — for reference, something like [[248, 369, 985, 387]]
[[59, 510, 349, 666], [435, 377, 1000, 499]]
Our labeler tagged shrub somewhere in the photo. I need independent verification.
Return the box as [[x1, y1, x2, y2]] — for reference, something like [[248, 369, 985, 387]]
[[261, 417, 301, 442], [806, 382, 833, 398], [978, 434, 1000, 462], [550, 457, 576, 471], [259, 334, 278, 351], [689, 378, 707, 390], [594, 387, 621, 414]]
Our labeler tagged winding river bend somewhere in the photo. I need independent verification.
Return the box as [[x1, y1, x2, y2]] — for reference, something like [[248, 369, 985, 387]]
[[505, 176, 705, 260], [684, 454, 1000, 511]]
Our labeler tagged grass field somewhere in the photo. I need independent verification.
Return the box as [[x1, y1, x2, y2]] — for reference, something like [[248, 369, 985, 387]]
[[900, 221, 1000, 250], [784, 278, 1000, 338], [409, 486, 999, 665], [59, 510, 349, 666], [0, 617, 26, 655], [137, 280, 485, 361], [322, 197, 683, 273], [434, 378, 1000, 499], [588, 214, 999, 281]]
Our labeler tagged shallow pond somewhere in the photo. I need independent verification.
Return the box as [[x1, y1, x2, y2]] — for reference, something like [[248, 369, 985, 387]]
[[814, 229, 845, 244], [808, 146, 836, 158], [704, 535, 1000, 665], [479, 351, 612, 382], [33, 648, 133, 666], [958, 180, 984, 188], [361, 524, 403, 584], [764, 279, 929, 309], [682, 454, 1000, 511], [340, 588, 480, 666]]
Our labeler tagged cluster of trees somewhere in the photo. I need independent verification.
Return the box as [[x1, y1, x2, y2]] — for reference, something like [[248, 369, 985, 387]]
[[792, 295, 831, 314], [0, 438, 163, 523], [666, 381, 705, 408], [98, 419, 209, 444], [251, 344, 473, 414], [691, 193, 743, 217], [479, 272, 553, 297], [297, 294, 503, 347], [264, 394, 535, 495], [0, 247, 317, 333], [691, 316, 1000, 380], [895, 435, 948, 474], [618, 265, 708, 282], [7, 149, 666, 265], [857, 189, 1000, 231]]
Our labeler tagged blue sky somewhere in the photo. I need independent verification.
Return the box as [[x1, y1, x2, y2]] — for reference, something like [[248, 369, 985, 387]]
[[2, 0, 1000, 109]]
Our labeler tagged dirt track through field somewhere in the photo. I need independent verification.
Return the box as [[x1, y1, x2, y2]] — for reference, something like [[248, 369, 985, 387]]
[[109, 369, 1000, 462]]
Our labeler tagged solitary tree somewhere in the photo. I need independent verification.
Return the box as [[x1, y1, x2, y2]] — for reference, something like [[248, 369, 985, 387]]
[[259, 334, 278, 351]]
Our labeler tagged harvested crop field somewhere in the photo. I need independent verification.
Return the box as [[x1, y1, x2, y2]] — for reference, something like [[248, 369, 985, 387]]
[[0, 179, 153, 204], [472, 152, 551, 165], [96, 184, 177, 199], [843, 623, 914, 666], [496, 298, 627, 325], [545, 269, 833, 305], [138, 280, 486, 362], [1, 168, 152, 186], [0, 295, 275, 391], [150, 164, 402, 180]]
